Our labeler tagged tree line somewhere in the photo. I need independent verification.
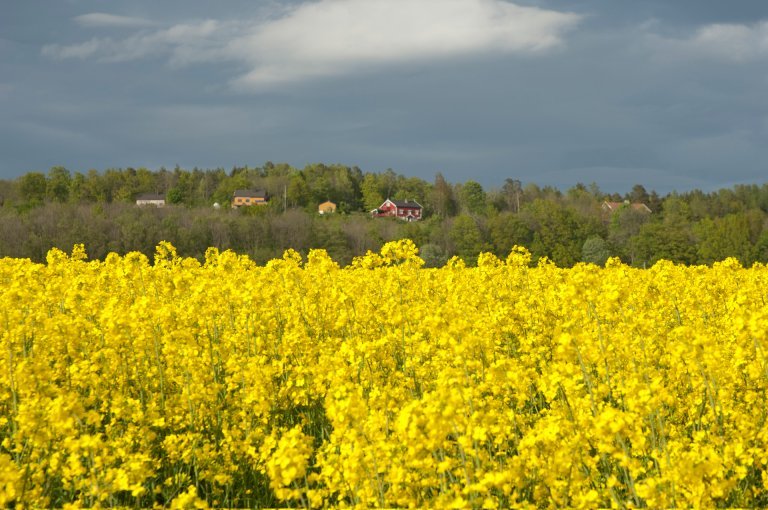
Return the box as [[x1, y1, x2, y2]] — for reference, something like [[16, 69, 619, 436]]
[[2, 163, 768, 267]]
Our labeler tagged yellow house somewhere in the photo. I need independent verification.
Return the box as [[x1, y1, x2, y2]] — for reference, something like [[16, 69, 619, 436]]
[[232, 189, 268, 208], [318, 201, 337, 214]]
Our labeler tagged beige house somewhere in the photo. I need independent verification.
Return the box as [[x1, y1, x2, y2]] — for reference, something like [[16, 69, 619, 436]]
[[135, 193, 165, 207], [318, 201, 337, 214], [232, 189, 268, 208], [601, 201, 652, 214]]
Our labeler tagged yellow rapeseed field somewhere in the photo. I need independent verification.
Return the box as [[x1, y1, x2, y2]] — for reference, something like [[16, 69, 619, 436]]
[[1, 240, 768, 508]]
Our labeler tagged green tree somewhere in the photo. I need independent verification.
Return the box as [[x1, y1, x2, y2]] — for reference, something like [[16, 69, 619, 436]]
[[660, 194, 692, 223], [82, 169, 109, 202], [361, 173, 384, 211], [459, 180, 487, 215], [167, 188, 185, 205], [582, 236, 611, 265], [630, 221, 697, 267], [430, 172, 456, 218], [608, 206, 651, 263], [754, 229, 768, 263], [420, 243, 449, 268], [695, 213, 756, 265], [393, 176, 429, 210], [212, 172, 250, 206], [287, 175, 311, 209], [628, 184, 650, 204], [522, 199, 585, 266], [501, 179, 522, 213], [47, 166, 71, 203], [69, 172, 87, 203], [565, 183, 601, 218], [449, 215, 484, 265], [488, 212, 532, 256], [19, 172, 47, 206]]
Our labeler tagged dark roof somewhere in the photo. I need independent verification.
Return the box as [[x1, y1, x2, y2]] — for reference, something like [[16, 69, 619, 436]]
[[233, 189, 267, 198], [388, 199, 422, 209], [135, 193, 165, 201]]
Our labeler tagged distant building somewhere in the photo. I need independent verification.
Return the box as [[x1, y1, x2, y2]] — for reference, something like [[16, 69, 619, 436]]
[[135, 193, 166, 207], [372, 198, 423, 221], [601, 200, 652, 214], [232, 189, 268, 208], [318, 201, 337, 214]]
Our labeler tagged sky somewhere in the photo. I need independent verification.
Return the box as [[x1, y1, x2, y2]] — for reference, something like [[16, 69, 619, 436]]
[[1, 0, 767, 194]]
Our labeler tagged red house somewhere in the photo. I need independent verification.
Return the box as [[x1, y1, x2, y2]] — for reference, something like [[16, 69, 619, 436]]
[[372, 199, 423, 221]]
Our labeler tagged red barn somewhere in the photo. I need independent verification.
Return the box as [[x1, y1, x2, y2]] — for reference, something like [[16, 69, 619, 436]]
[[372, 199, 423, 221]]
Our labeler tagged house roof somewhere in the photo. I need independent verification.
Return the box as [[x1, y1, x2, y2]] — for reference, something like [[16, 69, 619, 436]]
[[233, 189, 267, 198], [319, 200, 336, 207], [136, 193, 165, 201], [602, 201, 651, 213], [385, 199, 422, 209]]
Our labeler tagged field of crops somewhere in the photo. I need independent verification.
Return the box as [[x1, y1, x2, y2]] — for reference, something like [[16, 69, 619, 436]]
[[1, 240, 768, 508]]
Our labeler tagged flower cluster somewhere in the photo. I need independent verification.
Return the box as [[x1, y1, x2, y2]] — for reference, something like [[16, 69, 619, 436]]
[[1, 241, 767, 507]]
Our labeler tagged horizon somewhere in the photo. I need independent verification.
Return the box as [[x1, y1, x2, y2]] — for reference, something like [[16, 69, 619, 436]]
[[4, 161, 768, 198], [5, 160, 766, 197]]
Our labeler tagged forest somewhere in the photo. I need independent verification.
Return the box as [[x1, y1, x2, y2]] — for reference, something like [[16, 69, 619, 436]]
[[1, 162, 767, 267]]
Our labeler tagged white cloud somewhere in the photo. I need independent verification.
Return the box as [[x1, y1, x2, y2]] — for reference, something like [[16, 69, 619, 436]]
[[42, 0, 581, 87], [649, 20, 768, 62], [689, 22, 768, 61], [74, 13, 159, 29], [42, 38, 106, 60], [42, 20, 229, 64], [230, 0, 582, 88]]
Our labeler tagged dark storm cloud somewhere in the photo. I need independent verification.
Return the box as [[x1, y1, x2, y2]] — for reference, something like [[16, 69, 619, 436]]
[[1, 0, 767, 194]]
